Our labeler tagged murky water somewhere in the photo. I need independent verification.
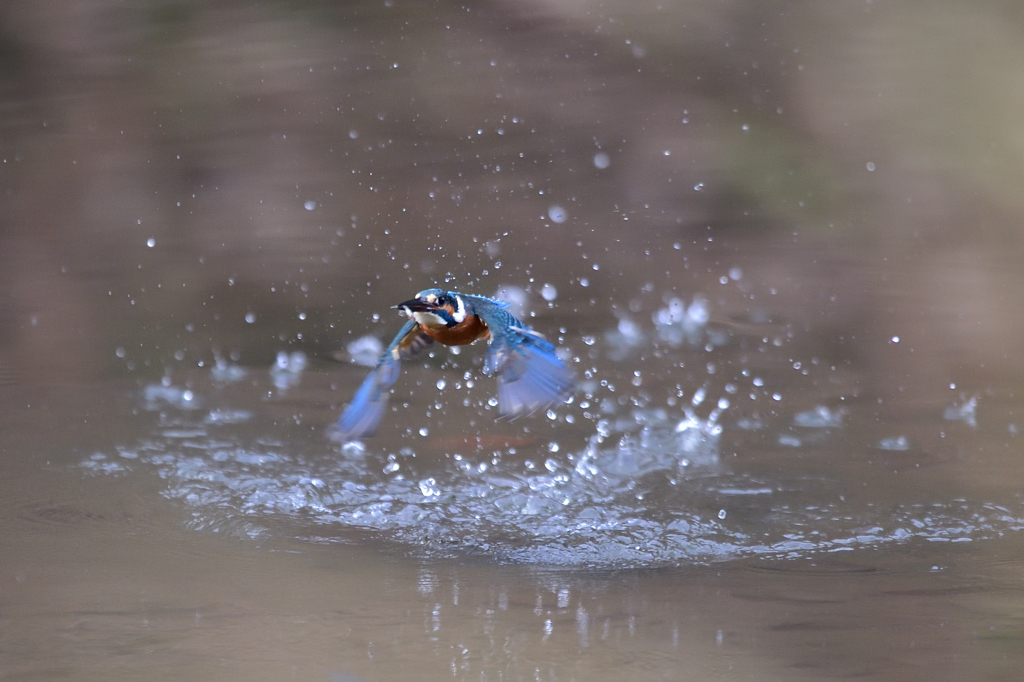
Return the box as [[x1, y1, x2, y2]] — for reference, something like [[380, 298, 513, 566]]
[[4, 1, 1024, 680]]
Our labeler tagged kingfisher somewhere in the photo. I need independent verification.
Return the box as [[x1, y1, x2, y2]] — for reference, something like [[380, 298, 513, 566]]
[[330, 288, 575, 441]]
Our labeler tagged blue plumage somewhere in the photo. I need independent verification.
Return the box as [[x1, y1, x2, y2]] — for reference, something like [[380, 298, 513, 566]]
[[329, 290, 574, 442]]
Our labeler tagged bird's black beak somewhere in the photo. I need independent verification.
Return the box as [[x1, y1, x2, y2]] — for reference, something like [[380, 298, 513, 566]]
[[393, 298, 434, 315]]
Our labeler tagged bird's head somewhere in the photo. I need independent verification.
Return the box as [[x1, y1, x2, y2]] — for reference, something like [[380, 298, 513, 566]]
[[394, 289, 467, 329]]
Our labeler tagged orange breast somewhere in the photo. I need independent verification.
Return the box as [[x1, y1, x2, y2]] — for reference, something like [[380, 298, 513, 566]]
[[422, 314, 489, 346]]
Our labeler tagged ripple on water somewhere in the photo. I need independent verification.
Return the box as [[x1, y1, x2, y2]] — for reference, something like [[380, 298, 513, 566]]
[[79, 404, 1024, 567]]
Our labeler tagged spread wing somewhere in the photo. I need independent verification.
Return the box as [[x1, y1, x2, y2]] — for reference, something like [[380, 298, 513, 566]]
[[329, 320, 432, 442], [466, 294, 575, 418]]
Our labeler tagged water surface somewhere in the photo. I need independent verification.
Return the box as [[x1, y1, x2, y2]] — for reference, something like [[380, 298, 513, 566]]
[[3, 1, 1024, 680]]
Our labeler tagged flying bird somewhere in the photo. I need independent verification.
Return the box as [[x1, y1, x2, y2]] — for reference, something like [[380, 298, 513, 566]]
[[330, 288, 574, 441]]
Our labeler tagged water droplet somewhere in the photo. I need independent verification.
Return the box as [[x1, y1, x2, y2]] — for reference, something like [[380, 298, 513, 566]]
[[866, 161, 876, 171], [548, 205, 567, 223], [693, 182, 705, 191], [436, 379, 446, 390], [146, 238, 155, 248], [244, 313, 256, 324], [793, 405, 843, 428], [304, 200, 316, 211], [593, 152, 610, 169], [418, 427, 429, 437], [541, 283, 558, 301], [878, 436, 910, 451], [717, 509, 727, 520]]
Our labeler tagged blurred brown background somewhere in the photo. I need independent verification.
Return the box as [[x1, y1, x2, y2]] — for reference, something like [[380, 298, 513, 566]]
[[2, 0, 1023, 396]]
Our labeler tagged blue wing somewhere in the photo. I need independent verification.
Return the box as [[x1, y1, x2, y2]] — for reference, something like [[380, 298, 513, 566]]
[[466, 294, 575, 418], [329, 320, 432, 442]]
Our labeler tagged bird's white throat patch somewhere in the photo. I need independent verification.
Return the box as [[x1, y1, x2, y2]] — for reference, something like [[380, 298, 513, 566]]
[[451, 295, 467, 323]]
